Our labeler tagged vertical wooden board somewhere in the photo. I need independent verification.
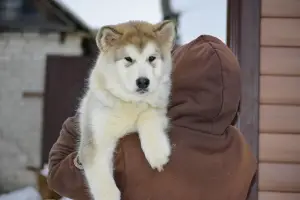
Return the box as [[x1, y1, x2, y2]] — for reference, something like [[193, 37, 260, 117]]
[[237, 1, 261, 199], [260, 105, 300, 133], [259, 133, 300, 163], [259, 163, 300, 192], [259, 191, 300, 200], [260, 47, 300, 76], [260, 76, 300, 105], [262, 0, 300, 17], [261, 18, 300, 46]]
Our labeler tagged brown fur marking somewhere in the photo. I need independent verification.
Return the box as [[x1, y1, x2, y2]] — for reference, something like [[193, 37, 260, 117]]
[[112, 21, 158, 50], [99, 20, 173, 52]]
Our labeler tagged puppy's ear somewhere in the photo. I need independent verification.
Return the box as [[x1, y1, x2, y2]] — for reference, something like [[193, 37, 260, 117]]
[[96, 26, 122, 51], [154, 20, 176, 49]]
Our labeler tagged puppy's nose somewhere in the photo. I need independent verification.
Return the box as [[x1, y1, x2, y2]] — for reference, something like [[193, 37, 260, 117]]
[[136, 77, 150, 89]]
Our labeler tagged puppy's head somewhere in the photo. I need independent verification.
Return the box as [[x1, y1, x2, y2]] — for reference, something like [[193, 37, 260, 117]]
[[94, 20, 176, 100]]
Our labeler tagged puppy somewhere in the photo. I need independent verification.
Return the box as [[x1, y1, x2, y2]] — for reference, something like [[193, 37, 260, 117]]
[[77, 20, 176, 200]]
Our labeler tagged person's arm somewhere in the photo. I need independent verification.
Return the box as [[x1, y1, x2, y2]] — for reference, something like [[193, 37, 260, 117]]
[[47, 116, 90, 200]]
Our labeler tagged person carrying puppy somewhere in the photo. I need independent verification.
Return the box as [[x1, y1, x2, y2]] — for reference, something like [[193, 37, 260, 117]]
[[47, 34, 257, 200]]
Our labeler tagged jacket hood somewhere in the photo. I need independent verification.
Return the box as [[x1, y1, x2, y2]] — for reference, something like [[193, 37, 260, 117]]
[[169, 35, 241, 135]]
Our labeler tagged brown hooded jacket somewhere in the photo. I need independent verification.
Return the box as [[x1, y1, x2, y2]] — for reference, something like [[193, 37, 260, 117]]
[[47, 35, 257, 200]]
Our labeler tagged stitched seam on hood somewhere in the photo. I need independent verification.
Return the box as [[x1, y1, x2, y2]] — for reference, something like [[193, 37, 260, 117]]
[[207, 42, 225, 121], [168, 48, 216, 115], [170, 47, 222, 133]]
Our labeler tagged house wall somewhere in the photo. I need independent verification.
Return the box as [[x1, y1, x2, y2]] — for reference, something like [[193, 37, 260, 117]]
[[258, 0, 300, 199], [0, 32, 82, 192]]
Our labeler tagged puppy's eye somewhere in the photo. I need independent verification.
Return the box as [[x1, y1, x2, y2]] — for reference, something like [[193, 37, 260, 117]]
[[148, 56, 156, 62], [124, 57, 133, 62]]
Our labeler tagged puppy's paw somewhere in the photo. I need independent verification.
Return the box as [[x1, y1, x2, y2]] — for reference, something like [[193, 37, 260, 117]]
[[141, 131, 171, 172]]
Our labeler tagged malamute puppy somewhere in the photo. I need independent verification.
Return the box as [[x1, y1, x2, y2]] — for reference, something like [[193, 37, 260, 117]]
[[77, 20, 176, 200]]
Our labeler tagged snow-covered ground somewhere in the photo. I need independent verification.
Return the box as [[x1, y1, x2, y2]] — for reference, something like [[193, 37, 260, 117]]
[[0, 164, 71, 200], [0, 187, 71, 200]]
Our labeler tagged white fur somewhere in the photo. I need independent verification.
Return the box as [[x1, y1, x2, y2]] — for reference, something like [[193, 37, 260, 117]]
[[77, 41, 173, 200]]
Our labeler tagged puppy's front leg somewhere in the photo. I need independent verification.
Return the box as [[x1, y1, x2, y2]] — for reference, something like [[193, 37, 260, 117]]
[[137, 109, 171, 172], [83, 116, 120, 200], [83, 144, 120, 200]]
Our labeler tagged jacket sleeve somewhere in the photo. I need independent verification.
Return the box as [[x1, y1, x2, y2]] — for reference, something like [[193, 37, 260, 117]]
[[47, 116, 91, 200]]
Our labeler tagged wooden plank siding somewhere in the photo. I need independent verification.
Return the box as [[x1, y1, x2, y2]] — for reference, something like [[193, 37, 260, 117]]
[[260, 133, 300, 163], [259, 191, 300, 200], [260, 105, 300, 133], [261, 47, 300, 76], [262, 0, 300, 17], [259, 163, 300, 192], [259, 0, 300, 198], [261, 18, 300, 47], [260, 76, 300, 105]]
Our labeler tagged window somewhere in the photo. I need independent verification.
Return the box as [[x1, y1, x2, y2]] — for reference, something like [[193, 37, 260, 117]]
[[0, 0, 40, 21]]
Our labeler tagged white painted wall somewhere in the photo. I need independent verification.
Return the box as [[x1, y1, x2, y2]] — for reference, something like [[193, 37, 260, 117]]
[[0, 33, 82, 192]]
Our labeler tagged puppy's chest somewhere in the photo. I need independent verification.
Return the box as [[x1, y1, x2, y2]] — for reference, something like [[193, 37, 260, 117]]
[[103, 102, 149, 137]]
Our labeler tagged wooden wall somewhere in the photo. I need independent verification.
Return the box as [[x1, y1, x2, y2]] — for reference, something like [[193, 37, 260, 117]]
[[259, 0, 300, 199]]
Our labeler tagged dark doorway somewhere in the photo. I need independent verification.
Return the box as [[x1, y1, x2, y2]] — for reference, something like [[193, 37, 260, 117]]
[[41, 55, 94, 165]]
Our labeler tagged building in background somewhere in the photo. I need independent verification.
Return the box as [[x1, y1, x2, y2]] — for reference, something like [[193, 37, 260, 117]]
[[0, 0, 95, 192]]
